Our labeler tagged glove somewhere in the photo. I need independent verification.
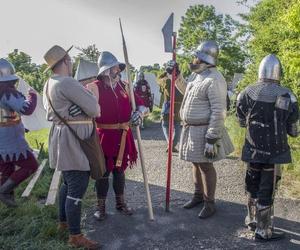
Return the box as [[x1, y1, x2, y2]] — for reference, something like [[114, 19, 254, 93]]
[[166, 60, 180, 75], [27, 87, 37, 95], [204, 142, 218, 159], [130, 111, 142, 126], [68, 104, 82, 117]]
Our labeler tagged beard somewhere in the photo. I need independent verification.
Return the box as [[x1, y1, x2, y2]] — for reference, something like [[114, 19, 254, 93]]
[[189, 63, 209, 74]]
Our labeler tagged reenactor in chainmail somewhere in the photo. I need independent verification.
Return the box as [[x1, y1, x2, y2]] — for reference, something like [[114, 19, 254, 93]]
[[236, 54, 299, 241], [169, 41, 234, 219]]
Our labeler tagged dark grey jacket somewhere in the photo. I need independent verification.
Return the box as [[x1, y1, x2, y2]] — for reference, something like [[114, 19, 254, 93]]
[[236, 81, 299, 164]]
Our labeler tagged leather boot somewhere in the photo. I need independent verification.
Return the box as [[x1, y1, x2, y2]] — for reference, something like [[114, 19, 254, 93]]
[[94, 198, 106, 221], [172, 146, 179, 153], [57, 222, 68, 232], [198, 201, 216, 219], [0, 178, 18, 207], [183, 193, 204, 209], [245, 197, 257, 231], [255, 204, 284, 241], [68, 234, 99, 249], [116, 195, 133, 215]]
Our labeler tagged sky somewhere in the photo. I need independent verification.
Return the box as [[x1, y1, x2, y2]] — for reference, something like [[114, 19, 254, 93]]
[[0, 0, 253, 68]]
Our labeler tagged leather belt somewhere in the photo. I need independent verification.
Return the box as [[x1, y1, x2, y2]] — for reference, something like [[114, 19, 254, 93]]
[[56, 120, 93, 125], [67, 120, 93, 125], [97, 122, 130, 167], [0, 119, 21, 127], [183, 122, 209, 127]]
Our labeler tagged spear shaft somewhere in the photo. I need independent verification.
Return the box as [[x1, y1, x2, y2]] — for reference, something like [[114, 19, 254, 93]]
[[119, 18, 154, 221], [165, 32, 177, 212]]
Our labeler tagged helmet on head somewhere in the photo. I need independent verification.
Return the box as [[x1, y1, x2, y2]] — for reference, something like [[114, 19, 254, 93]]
[[258, 54, 282, 82], [97, 51, 125, 76], [194, 40, 219, 66], [138, 72, 144, 80], [0, 58, 18, 82]]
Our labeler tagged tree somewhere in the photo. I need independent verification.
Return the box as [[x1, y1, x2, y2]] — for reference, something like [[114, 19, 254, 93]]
[[75, 44, 100, 63], [176, 5, 248, 81], [239, 0, 300, 97], [7, 49, 49, 93], [139, 64, 162, 76]]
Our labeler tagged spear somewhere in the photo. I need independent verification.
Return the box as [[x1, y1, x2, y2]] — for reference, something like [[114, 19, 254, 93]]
[[119, 18, 154, 221], [162, 13, 176, 212]]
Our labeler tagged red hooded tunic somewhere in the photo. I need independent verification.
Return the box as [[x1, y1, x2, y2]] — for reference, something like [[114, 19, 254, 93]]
[[94, 79, 143, 172]]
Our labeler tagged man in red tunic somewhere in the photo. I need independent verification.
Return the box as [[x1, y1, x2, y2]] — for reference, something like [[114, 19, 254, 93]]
[[134, 72, 153, 111], [87, 51, 148, 221], [134, 72, 153, 128]]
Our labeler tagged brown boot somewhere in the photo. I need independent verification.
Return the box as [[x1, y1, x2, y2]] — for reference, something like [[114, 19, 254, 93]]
[[68, 234, 99, 249], [57, 222, 68, 232], [94, 198, 106, 221], [183, 194, 204, 209], [0, 178, 18, 207], [116, 195, 133, 215], [198, 201, 216, 219]]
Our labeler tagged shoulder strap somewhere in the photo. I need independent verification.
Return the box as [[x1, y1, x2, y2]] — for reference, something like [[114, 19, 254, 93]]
[[45, 80, 83, 142]]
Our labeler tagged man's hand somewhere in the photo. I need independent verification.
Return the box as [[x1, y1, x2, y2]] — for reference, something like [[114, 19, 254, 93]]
[[204, 142, 218, 159], [130, 111, 142, 126], [166, 60, 180, 75], [68, 104, 82, 117], [27, 87, 36, 95]]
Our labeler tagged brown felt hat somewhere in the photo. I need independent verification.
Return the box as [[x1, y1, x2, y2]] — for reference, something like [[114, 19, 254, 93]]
[[43, 45, 73, 73]]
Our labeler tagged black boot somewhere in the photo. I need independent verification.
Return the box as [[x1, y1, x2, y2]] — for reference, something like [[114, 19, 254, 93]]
[[198, 201, 216, 219], [245, 197, 257, 231], [116, 195, 133, 216], [0, 178, 18, 207], [255, 204, 284, 241], [94, 198, 107, 221], [183, 193, 204, 209]]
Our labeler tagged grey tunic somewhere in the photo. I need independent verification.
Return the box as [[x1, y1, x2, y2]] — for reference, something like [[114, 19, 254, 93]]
[[176, 68, 234, 163], [43, 75, 100, 171]]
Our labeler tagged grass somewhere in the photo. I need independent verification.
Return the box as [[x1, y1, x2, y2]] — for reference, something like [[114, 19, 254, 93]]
[[1, 113, 299, 249], [144, 106, 162, 126], [225, 114, 300, 199], [0, 129, 74, 250]]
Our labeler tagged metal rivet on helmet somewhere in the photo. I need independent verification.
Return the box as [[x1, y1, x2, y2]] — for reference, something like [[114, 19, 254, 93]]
[[97, 51, 125, 76], [0, 58, 19, 82], [258, 54, 282, 82], [194, 40, 219, 66]]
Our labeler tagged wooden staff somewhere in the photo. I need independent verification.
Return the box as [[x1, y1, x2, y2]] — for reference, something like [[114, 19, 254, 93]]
[[119, 18, 154, 221], [165, 32, 177, 212]]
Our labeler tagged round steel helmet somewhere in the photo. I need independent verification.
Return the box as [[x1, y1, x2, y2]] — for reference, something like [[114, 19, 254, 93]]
[[258, 54, 282, 81], [194, 40, 219, 66], [97, 51, 125, 76], [0, 58, 19, 82], [138, 72, 144, 79]]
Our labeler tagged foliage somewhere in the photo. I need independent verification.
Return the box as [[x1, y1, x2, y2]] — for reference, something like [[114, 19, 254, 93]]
[[239, 0, 300, 97], [176, 4, 248, 81], [139, 64, 162, 77], [75, 44, 100, 63], [7, 49, 50, 93]]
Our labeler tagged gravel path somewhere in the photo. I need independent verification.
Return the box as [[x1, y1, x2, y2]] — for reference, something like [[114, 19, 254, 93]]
[[85, 122, 300, 249]]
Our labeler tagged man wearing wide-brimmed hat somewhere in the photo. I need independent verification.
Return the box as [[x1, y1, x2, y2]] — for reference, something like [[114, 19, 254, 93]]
[[86, 51, 148, 221], [42, 45, 100, 249]]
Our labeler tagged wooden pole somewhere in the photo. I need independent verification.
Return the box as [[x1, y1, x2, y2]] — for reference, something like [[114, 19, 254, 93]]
[[165, 32, 177, 212], [119, 18, 154, 220], [21, 159, 47, 198], [45, 169, 62, 206]]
